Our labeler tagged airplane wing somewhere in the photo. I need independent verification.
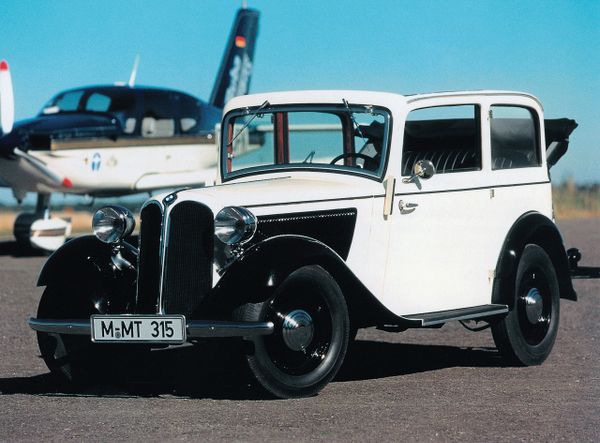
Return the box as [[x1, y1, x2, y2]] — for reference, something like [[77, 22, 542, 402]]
[[12, 148, 72, 188]]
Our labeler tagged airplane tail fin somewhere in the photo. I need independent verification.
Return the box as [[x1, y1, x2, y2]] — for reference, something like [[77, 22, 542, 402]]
[[0, 60, 15, 134], [209, 7, 260, 109]]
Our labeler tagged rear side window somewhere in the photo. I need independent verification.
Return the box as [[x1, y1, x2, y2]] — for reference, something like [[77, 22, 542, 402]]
[[491, 106, 540, 170], [402, 105, 481, 176]]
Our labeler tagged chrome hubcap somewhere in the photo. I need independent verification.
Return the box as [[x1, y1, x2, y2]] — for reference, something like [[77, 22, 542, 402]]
[[522, 288, 544, 324], [281, 309, 314, 351]]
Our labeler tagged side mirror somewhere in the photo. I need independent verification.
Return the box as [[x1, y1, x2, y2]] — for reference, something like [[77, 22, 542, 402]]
[[402, 159, 436, 183]]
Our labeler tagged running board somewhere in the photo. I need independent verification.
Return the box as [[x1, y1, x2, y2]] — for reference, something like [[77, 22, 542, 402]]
[[401, 304, 509, 327], [571, 266, 600, 279], [567, 248, 600, 279]]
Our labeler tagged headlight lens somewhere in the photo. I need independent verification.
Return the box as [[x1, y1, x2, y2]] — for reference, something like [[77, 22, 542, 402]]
[[214, 206, 257, 245], [92, 205, 136, 244]]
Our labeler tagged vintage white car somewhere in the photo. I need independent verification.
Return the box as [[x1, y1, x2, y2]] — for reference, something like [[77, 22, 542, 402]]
[[29, 90, 583, 398]]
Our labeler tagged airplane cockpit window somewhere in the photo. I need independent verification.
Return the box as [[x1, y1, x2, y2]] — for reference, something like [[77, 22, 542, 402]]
[[41, 90, 84, 114], [85, 93, 111, 112], [141, 91, 175, 138], [176, 94, 203, 134], [41, 88, 137, 135]]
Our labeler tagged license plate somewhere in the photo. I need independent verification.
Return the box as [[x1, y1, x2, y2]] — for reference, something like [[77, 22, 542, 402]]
[[91, 315, 186, 344]]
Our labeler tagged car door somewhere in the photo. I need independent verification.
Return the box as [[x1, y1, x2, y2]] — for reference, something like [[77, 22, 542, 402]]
[[383, 102, 496, 316]]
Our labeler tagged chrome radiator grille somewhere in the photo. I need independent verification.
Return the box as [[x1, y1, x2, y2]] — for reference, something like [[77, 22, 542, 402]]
[[136, 200, 214, 316], [161, 201, 214, 315]]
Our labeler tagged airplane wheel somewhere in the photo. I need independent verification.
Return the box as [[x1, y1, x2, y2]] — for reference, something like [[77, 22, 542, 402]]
[[235, 265, 350, 398]]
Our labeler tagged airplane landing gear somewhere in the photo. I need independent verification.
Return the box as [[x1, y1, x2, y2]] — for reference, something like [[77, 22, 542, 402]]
[[13, 193, 72, 252]]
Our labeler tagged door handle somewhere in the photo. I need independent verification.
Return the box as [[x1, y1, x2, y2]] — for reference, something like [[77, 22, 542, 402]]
[[398, 200, 418, 213]]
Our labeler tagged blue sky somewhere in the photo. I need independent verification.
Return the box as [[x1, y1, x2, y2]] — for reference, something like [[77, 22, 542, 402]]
[[1, 0, 598, 192]]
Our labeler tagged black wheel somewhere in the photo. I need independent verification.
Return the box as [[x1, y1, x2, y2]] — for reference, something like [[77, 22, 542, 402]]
[[235, 265, 350, 398], [349, 325, 359, 343], [37, 285, 99, 384], [492, 244, 560, 366], [37, 283, 146, 385]]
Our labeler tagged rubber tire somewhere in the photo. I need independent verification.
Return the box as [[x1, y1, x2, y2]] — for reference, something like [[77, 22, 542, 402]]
[[36, 284, 102, 384], [236, 265, 350, 398], [37, 284, 147, 386], [492, 244, 560, 366]]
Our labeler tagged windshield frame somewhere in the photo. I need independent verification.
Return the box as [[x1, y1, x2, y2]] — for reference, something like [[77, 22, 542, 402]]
[[220, 103, 392, 183]]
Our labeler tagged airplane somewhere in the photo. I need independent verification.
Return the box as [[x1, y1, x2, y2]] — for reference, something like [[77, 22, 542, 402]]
[[0, 6, 259, 251]]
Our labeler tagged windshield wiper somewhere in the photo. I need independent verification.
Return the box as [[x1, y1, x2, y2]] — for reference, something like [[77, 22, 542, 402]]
[[227, 100, 270, 147]]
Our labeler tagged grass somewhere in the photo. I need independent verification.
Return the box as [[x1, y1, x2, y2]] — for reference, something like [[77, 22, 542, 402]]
[[553, 183, 600, 220]]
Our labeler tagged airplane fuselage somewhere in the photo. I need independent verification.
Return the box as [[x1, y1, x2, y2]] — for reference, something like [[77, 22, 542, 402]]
[[0, 6, 260, 251], [0, 86, 222, 197]]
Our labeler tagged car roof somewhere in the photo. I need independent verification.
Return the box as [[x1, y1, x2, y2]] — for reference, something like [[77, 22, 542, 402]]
[[224, 89, 542, 113]]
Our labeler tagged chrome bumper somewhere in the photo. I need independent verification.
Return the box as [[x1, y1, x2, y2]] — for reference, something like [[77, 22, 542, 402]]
[[28, 317, 274, 339]]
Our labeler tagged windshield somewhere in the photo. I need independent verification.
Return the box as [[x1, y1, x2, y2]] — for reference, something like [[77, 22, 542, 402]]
[[41, 88, 136, 115], [222, 104, 390, 180]]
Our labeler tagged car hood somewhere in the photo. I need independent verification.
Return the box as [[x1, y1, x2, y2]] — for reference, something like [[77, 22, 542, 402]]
[[164, 175, 383, 214]]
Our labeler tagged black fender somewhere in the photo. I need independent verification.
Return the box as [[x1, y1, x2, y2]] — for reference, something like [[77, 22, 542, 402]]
[[202, 235, 400, 327], [37, 235, 139, 314], [493, 212, 576, 306]]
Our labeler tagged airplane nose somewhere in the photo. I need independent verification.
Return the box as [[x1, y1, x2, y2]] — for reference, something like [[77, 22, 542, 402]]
[[0, 131, 21, 159]]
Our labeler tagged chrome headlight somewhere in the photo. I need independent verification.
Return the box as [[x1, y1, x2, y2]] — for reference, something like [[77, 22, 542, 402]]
[[92, 205, 136, 244], [214, 206, 257, 245]]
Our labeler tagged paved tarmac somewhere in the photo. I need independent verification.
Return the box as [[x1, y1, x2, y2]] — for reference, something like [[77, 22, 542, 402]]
[[0, 218, 598, 442]]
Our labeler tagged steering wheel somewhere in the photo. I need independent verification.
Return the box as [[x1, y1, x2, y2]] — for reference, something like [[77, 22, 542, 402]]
[[330, 152, 378, 170]]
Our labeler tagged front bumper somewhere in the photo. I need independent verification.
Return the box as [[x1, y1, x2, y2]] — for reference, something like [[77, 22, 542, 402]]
[[28, 317, 274, 339]]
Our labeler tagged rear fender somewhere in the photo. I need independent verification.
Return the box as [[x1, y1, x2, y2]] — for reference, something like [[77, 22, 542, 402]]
[[493, 212, 576, 306]]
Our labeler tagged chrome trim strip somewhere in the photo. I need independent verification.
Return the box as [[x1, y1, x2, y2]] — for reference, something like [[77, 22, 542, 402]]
[[138, 200, 165, 314], [406, 91, 543, 109], [157, 206, 168, 314], [28, 317, 274, 339], [187, 320, 274, 338], [28, 318, 91, 335]]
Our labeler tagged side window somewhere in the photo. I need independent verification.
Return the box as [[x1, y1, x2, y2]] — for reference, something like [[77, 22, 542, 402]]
[[141, 91, 175, 138], [85, 93, 111, 112], [176, 94, 203, 134], [402, 105, 481, 176], [491, 106, 539, 169]]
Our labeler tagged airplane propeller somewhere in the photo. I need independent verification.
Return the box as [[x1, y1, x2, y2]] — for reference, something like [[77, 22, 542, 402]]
[[0, 60, 15, 134]]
